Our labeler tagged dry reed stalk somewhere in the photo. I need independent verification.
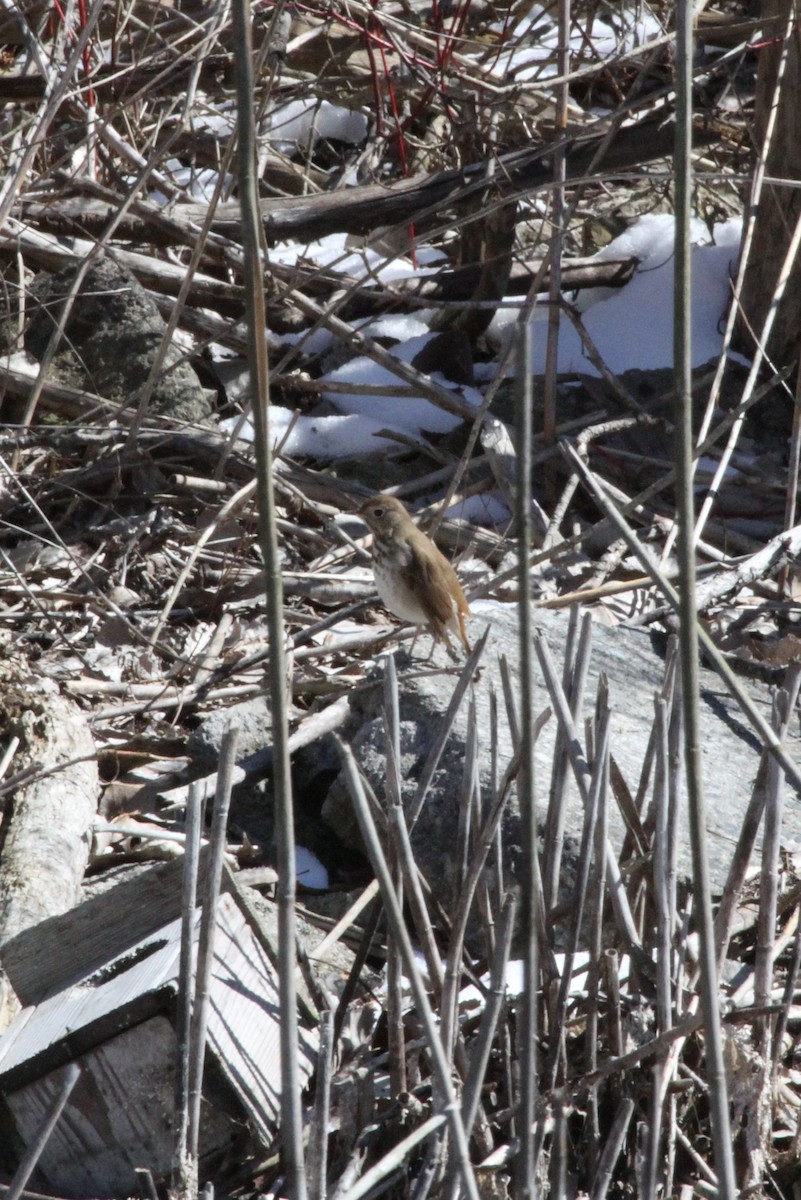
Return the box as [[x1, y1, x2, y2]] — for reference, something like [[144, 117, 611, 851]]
[[487, 688, 505, 949], [781, 368, 801, 576], [755, 670, 801, 1056], [0, 0, 105, 227], [440, 699, 481, 1063], [406, 628, 490, 828], [460, 891, 517, 1139], [4, 1063, 81, 1200], [674, 0, 734, 1175], [583, 689, 611, 1165], [535, 630, 642, 958], [771, 887, 801, 1083], [438, 737, 524, 1014], [230, 0, 306, 1192], [383, 654, 408, 1100], [338, 1115, 448, 1200], [515, 309, 541, 1190], [690, 0, 800, 453], [335, 736, 481, 1200], [541, 0, 570, 451], [172, 781, 203, 1200], [384, 785, 443, 1002], [590, 1096, 635, 1200], [332, 896, 383, 1049], [187, 726, 237, 1160], [652, 698, 674, 1036], [563, 444, 801, 794], [541, 606, 592, 914], [639, 1062, 662, 1195], [692, 199, 801, 550], [307, 1010, 334, 1200], [469, 698, 498, 967], [545, 698, 610, 1090]]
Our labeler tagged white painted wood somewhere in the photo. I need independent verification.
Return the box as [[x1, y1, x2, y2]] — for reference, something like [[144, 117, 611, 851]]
[[0, 887, 319, 1195], [207, 893, 317, 1143]]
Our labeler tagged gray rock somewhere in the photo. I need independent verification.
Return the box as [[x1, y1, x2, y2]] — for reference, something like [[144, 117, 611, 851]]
[[321, 603, 801, 931], [189, 697, 276, 856], [190, 696, 273, 764], [21, 257, 213, 424]]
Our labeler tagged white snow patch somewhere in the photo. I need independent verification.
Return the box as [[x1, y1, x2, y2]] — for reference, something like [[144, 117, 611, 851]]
[[357, 313, 435, 342], [446, 492, 512, 528], [221, 409, 404, 459], [266, 99, 368, 152], [297, 846, 328, 889], [459, 953, 631, 1008], [277, 327, 337, 357], [195, 106, 236, 138], [486, 3, 663, 82], [490, 215, 745, 375], [268, 231, 445, 283], [156, 160, 232, 202], [320, 333, 481, 435], [220, 214, 749, 463]]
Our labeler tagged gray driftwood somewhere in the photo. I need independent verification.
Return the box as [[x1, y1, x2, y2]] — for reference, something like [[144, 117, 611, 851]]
[[0, 679, 98, 1029]]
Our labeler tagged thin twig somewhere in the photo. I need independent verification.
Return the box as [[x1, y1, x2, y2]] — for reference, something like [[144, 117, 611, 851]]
[[589, 1097, 635, 1200], [562, 444, 801, 795], [308, 1010, 334, 1200], [383, 653, 407, 1099], [460, 891, 518, 1139], [513, 319, 539, 1198], [673, 0, 735, 1182], [534, 631, 643, 959], [546, 699, 609, 1090]]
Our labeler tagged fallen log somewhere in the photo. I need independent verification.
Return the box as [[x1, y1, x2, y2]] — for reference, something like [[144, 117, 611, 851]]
[[0, 679, 99, 1028], [22, 117, 692, 247]]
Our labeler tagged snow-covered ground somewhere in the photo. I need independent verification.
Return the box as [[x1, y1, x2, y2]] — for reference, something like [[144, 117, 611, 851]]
[[193, 0, 747, 474], [224, 213, 744, 464], [495, 213, 744, 376]]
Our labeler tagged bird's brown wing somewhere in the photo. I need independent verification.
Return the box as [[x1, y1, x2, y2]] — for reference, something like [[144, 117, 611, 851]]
[[402, 539, 462, 635]]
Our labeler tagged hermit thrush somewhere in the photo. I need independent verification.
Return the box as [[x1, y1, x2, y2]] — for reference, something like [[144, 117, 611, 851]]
[[359, 494, 471, 655]]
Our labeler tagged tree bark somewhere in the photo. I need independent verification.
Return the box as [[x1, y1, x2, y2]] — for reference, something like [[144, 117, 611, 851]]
[[736, 0, 801, 369]]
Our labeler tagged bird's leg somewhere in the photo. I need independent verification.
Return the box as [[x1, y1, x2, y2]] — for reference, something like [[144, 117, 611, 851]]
[[431, 626, 460, 663], [420, 628, 437, 662]]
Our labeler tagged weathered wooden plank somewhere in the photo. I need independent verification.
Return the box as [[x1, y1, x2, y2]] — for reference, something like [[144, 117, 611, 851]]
[[3, 1017, 237, 1196], [0, 892, 318, 1194], [0, 918, 185, 1087], [0, 852, 228, 1006], [207, 893, 317, 1143]]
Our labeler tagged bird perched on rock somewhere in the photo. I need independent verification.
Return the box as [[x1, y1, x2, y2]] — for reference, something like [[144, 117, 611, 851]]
[[359, 493, 471, 656]]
